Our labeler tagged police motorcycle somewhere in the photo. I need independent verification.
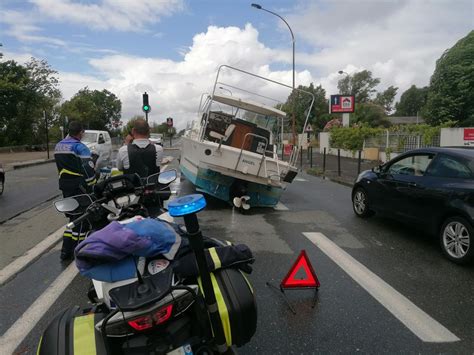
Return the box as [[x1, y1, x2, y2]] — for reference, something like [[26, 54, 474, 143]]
[[38, 172, 257, 355]]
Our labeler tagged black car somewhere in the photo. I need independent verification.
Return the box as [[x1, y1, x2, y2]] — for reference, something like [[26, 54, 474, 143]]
[[352, 147, 474, 264], [0, 163, 4, 195]]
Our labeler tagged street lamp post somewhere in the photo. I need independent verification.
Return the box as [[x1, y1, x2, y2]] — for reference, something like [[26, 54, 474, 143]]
[[218, 86, 233, 96], [219, 86, 234, 115], [338, 70, 350, 127], [251, 3, 296, 146]]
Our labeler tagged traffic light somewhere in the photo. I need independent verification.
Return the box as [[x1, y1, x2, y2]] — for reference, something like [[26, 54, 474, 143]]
[[142, 92, 151, 113]]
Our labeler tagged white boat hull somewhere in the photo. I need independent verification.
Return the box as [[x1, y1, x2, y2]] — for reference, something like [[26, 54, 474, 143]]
[[180, 137, 296, 207]]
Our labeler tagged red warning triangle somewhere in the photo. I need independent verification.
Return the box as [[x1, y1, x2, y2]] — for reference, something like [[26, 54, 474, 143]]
[[281, 250, 320, 289]]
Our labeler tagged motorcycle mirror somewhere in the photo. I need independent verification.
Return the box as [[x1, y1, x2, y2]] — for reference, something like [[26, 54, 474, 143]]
[[146, 173, 160, 186], [158, 170, 177, 185], [54, 198, 80, 213]]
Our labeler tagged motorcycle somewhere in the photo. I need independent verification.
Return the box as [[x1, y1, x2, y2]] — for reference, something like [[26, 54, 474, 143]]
[[38, 171, 257, 355]]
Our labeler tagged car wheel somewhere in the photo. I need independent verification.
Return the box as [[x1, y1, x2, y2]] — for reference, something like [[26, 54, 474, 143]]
[[352, 187, 373, 218], [0, 178, 4, 195], [440, 217, 473, 265]]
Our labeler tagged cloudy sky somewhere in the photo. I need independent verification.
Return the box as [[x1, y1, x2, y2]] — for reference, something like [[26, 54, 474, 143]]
[[1, 0, 473, 129]]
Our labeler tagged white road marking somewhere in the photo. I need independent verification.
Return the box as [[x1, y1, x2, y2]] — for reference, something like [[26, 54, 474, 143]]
[[295, 177, 308, 182], [0, 261, 79, 354], [0, 226, 64, 285], [274, 202, 290, 211], [303, 232, 460, 343]]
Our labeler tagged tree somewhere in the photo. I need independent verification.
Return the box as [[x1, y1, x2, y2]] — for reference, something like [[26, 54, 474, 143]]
[[61, 88, 121, 130], [337, 70, 381, 103], [423, 31, 474, 126], [0, 58, 60, 146], [374, 85, 398, 114], [279, 83, 331, 132], [395, 85, 429, 116], [352, 102, 390, 128]]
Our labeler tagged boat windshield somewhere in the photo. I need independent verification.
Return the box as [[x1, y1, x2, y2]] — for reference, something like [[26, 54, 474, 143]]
[[208, 101, 279, 132]]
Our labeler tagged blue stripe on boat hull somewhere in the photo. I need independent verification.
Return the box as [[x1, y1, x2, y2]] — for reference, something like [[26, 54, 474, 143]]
[[180, 164, 282, 207]]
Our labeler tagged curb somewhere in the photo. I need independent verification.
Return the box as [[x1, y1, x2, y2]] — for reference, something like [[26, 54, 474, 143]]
[[0, 226, 64, 285], [11, 158, 55, 170], [306, 171, 355, 188]]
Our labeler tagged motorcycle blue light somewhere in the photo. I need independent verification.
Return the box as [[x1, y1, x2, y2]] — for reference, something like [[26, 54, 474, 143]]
[[168, 194, 207, 217]]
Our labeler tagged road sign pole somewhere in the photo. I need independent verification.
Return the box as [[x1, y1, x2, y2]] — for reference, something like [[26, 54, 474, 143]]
[[145, 111, 148, 123], [342, 113, 350, 127], [44, 111, 49, 160]]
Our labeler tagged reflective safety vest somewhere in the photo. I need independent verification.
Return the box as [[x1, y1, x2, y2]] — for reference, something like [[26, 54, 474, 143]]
[[54, 136, 96, 189]]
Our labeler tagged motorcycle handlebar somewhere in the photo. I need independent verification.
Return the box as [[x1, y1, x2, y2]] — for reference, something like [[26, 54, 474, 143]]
[[67, 210, 92, 229]]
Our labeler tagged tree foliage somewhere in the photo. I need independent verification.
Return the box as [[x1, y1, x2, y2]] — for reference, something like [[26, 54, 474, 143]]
[[423, 31, 474, 126], [278, 83, 331, 132], [0, 58, 60, 146], [352, 102, 391, 127], [374, 85, 398, 113], [337, 70, 381, 103], [60, 88, 122, 130], [395, 85, 429, 116]]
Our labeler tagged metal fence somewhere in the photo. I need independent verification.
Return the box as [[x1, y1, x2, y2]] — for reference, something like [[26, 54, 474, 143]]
[[364, 132, 440, 153]]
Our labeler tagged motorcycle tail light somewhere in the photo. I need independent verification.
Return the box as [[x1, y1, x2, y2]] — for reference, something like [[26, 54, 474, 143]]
[[153, 304, 173, 325], [128, 315, 154, 331]]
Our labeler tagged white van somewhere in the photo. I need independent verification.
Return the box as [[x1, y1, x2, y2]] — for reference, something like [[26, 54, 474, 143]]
[[82, 130, 113, 170]]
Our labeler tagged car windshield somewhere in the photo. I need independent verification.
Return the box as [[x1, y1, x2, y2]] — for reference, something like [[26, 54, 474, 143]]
[[82, 132, 97, 143]]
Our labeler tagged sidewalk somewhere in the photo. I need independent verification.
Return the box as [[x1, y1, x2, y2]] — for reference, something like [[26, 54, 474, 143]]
[[0, 151, 54, 171], [299, 150, 380, 187]]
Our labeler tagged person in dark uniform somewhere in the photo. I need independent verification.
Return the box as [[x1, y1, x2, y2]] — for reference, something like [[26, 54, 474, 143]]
[[116, 119, 163, 177], [54, 121, 96, 260], [116, 119, 164, 216]]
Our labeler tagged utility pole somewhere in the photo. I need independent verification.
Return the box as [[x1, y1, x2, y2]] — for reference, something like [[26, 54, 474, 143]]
[[44, 111, 50, 159]]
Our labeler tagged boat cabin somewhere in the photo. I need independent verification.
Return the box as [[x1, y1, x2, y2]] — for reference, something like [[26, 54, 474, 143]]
[[201, 94, 286, 158]]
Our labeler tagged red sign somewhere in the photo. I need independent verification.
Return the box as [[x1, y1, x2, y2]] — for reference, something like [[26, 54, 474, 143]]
[[330, 95, 355, 113], [283, 144, 293, 156], [464, 128, 474, 141], [281, 250, 320, 289]]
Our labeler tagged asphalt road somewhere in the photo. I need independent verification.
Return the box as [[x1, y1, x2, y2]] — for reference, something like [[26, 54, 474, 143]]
[[0, 162, 60, 223], [1, 147, 473, 354]]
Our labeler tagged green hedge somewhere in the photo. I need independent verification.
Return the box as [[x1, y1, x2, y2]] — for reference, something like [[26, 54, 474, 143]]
[[329, 123, 454, 152]]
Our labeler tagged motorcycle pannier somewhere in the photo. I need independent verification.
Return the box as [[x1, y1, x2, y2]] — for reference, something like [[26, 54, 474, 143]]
[[207, 268, 257, 347], [37, 306, 107, 355]]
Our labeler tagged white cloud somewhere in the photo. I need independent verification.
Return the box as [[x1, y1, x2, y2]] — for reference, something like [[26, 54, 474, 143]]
[[2, 10, 67, 46], [286, 0, 473, 97], [30, 0, 186, 31], [59, 24, 309, 130]]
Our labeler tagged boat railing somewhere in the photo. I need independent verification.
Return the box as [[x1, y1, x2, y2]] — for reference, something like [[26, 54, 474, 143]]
[[234, 133, 269, 177]]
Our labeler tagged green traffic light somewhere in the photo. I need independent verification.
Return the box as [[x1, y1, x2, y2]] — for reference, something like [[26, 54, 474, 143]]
[[143, 105, 149, 111]]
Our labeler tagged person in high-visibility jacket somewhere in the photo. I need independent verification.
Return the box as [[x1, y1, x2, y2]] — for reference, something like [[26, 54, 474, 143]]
[[54, 121, 96, 261]]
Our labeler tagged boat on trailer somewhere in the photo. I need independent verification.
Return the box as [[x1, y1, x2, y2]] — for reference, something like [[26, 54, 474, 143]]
[[180, 65, 314, 209]]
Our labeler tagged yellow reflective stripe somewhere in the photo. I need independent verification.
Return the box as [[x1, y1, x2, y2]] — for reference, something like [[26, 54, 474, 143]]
[[197, 274, 232, 347], [211, 273, 232, 346], [63, 232, 73, 237], [73, 314, 97, 355], [240, 271, 254, 293], [209, 247, 221, 269], [87, 178, 97, 186], [36, 335, 43, 355], [59, 168, 83, 177]]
